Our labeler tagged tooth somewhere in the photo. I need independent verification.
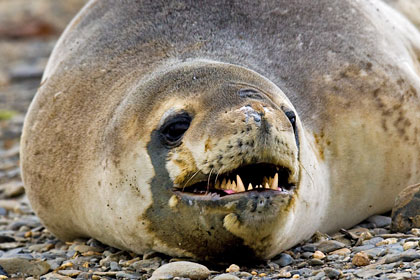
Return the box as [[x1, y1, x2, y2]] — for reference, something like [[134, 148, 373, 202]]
[[265, 183, 270, 189], [227, 179, 232, 190], [231, 180, 237, 191], [248, 183, 253, 190], [236, 175, 245, 192], [271, 173, 278, 190], [215, 180, 220, 189], [221, 178, 227, 190]]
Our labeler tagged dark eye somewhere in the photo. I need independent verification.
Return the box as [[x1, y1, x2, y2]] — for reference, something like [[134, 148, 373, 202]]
[[160, 113, 192, 147], [285, 111, 296, 128]]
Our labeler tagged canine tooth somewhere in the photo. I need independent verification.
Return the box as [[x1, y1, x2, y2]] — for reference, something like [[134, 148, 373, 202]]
[[248, 183, 253, 190], [271, 173, 279, 190], [236, 175, 245, 192], [265, 183, 270, 189]]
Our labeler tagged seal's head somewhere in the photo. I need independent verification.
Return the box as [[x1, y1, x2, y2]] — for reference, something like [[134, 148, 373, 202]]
[[43, 60, 322, 262], [99, 60, 312, 261]]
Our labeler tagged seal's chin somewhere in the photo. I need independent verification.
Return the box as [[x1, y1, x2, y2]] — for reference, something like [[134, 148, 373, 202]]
[[173, 163, 296, 199]]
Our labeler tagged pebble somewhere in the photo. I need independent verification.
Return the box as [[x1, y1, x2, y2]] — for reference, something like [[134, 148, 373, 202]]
[[330, 248, 351, 256], [323, 267, 342, 279], [0, 257, 50, 276], [273, 253, 294, 267], [316, 240, 345, 253], [367, 215, 392, 228], [226, 264, 240, 273], [391, 183, 420, 232], [150, 261, 210, 280], [213, 274, 240, 280], [352, 252, 370, 266], [312, 250, 325, 259], [403, 241, 418, 250]]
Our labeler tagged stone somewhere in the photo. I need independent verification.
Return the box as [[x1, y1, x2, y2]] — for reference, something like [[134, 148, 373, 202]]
[[362, 237, 384, 246], [72, 244, 102, 253], [355, 269, 384, 278], [58, 270, 82, 277], [226, 264, 240, 273], [213, 274, 240, 280], [273, 253, 294, 267], [384, 249, 420, 263], [352, 252, 370, 266], [0, 257, 50, 276], [316, 240, 345, 253], [364, 247, 386, 258], [42, 272, 73, 280], [323, 268, 342, 279], [353, 244, 375, 252], [329, 248, 351, 256], [115, 272, 140, 279], [150, 261, 210, 280], [130, 258, 160, 273], [8, 216, 41, 230], [367, 215, 392, 228], [391, 183, 420, 232], [312, 250, 325, 259], [308, 259, 324, 266], [403, 241, 418, 250], [301, 244, 316, 252], [0, 181, 24, 198]]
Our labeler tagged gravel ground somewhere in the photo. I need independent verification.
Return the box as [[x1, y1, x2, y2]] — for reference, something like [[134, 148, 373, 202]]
[[1, 2, 420, 279]]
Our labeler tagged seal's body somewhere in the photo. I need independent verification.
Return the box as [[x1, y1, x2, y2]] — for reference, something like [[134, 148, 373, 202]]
[[21, 0, 420, 260]]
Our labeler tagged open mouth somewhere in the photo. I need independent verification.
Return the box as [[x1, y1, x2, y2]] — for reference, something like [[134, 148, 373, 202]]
[[174, 163, 296, 197]]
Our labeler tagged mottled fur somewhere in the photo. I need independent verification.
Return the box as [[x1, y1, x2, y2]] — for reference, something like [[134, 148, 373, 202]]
[[21, 0, 420, 260]]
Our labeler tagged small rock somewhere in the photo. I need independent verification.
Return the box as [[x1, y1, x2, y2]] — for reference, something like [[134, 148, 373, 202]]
[[376, 238, 398, 246], [391, 183, 420, 232], [352, 252, 370, 266], [130, 258, 160, 273], [367, 215, 392, 228], [384, 249, 420, 263], [358, 231, 373, 242], [72, 245, 102, 253], [226, 264, 240, 273], [355, 268, 383, 278], [323, 268, 341, 279], [353, 244, 375, 252], [312, 250, 325, 260], [364, 247, 386, 258], [115, 271, 140, 279], [0, 258, 50, 276], [42, 272, 73, 280], [273, 253, 294, 267], [109, 261, 120, 271], [8, 216, 41, 230], [150, 261, 210, 280], [316, 240, 345, 253], [301, 252, 313, 259], [329, 248, 351, 256], [411, 228, 420, 236], [362, 237, 383, 246], [301, 244, 316, 252], [213, 273, 240, 280], [58, 270, 81, 277], [0, 200, 19, 212], [403, 241, 418, 250], [0, 181, 24, 198], [308, 259, 324, 266]]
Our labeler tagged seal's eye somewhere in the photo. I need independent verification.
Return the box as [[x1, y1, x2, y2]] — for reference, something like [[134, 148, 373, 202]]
[[160, 113, 192, 147], [285, 111, 296, 128]]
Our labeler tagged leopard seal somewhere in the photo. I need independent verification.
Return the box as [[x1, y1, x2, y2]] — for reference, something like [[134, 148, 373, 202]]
[[21, 0, 420, 261]]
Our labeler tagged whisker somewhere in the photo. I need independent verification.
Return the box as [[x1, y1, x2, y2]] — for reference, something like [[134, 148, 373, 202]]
[[206, 168, 214, 194], [182, 169, 201, 191]]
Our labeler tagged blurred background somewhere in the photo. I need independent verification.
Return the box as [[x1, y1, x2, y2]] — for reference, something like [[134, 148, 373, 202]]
[[0, 0, 86, 206]]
